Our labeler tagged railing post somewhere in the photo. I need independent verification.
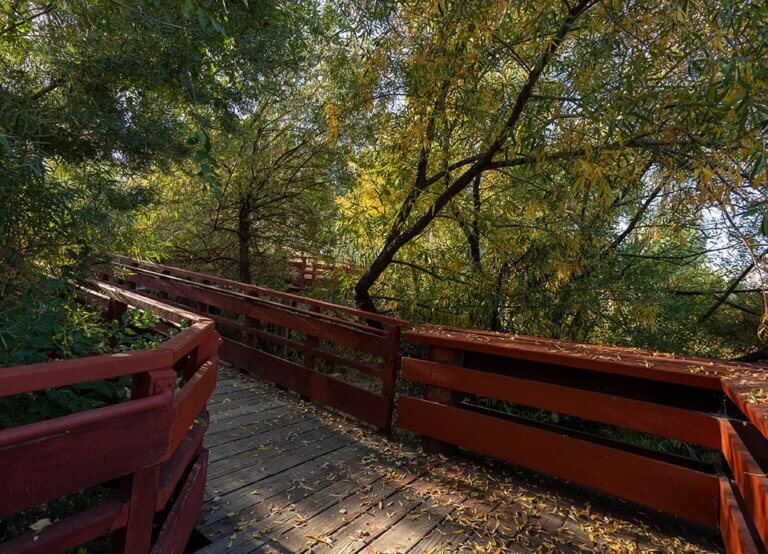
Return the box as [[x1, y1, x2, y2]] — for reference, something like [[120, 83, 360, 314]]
[[112, 368, 175, 554], [422, 345, 464, 454], [381, 324, 401, 436], [198, 279, 211, 314], [302, 306, 319, 370], [159, 269, 170, 300], [128, 261, 139, 290], [241, 316, 253, 346]]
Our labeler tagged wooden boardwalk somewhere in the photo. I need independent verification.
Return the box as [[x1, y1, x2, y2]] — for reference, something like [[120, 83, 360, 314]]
[[197, 368, 722, 553]]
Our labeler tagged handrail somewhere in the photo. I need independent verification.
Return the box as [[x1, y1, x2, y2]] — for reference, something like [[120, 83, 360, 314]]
[[0, 280, 221, 553], [109, 254, 408, 327], [98, 256, 768, 554]]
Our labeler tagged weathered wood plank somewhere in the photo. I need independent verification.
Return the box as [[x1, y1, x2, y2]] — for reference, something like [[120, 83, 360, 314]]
[[401, 357, 722, 448], [397, 396, 720, 527]]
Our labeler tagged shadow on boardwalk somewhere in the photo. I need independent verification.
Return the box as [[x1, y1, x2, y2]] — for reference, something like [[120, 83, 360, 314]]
[[198, 367, 721, 553]]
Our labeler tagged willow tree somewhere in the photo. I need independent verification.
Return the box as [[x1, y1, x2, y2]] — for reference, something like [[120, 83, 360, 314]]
[[326, 0, 767, 348]]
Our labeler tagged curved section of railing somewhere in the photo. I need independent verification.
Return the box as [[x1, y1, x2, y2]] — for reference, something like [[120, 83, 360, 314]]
[[0, 282, 220, 554], [103, 256, 403, 432], [96, 256, 768, 554]]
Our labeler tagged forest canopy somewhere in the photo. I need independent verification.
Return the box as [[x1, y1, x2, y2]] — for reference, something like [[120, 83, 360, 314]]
[[2, 0, 768, 362]]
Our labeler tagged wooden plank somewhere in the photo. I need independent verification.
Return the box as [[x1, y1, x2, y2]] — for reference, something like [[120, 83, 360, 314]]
[[207, 388, 263, 407], [404, 329, 724, 391], [0, 498, 128, 553], [110, 256, 406, 327], [206, 418, 320, 468], [201, 443, 366, 533], [223, 339, 390, 429], [361, 481, 466, 554], [720, 420, 768, 546], [309, 478, 426, 554], [199, 445, 374, 551], [410, 497, 497, 553], [204, 406, 301, 448], [119, 270, 392, 357], [723, 380, 768, 442], [207, 432, 352, 495], [396, 396, 719, 527], [245, 461, 429, 554], [0, 349, 171, 398], [205, 401, 289, 435], [719, 477, 762, 554], [168, 357, 218, 454], [151, 450, 208, 554], [0, 394, 172, 517], [207, 424, 342, 481], [157, 416, 208, 510], [401, 357, 722, 448]]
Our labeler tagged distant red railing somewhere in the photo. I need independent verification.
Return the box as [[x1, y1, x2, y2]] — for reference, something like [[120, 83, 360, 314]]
[[103, 256, 403, 433], [0, 282, 220, 553], [97, 257, 768, 553], [286, 256, 355, 290]]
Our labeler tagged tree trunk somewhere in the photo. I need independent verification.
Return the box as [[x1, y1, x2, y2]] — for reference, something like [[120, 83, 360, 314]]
[[468, 174, 482, 269], [353, 0, 595, 313], [238, 202, 252, 283]]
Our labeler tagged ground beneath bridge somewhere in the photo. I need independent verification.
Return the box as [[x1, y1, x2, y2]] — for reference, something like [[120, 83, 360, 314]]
[[198, 367, 721, 553]]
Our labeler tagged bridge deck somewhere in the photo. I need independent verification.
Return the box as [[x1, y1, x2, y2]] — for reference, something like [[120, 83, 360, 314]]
[[199, 368, 721, 553]]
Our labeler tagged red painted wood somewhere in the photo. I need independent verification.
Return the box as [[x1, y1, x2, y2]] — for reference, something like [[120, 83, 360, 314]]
[[114, 367, 176, 553], [162, 322, 216, 364], [0, 498, 128, 553], [0, 395, 172, 517], [168, 358, 218, 455], [401, 357, 722, 448], [121, 270, 393, 358], [114, 464, 161, 553], [223, 338, 390, 429], [93, 280, 205, 325], [723, 380, 768, 442], [720, 420, 768, 546], [719, 477, 762, 554], [312, 348, 383, 378], [397, 396, 719, 526], [0, 392, 168, 448], [0, 349, 171, 398], [110, 255, 406, 326], [157, 416, 208, 510], [404, 329, 724, 391], [150, 450, 208, 554], [0, 270, 218, 554], [114, 265, 389, 338]]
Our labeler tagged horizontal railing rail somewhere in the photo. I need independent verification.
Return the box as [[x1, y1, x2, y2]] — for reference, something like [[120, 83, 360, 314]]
[[0, 282, 220, 554], [95, 256, 768, 553], [99, 258, 401, 432], [399, 328, 768, 553]]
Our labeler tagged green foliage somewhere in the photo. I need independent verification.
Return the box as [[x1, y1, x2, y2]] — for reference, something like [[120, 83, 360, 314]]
[[0, 305, 165, 430], [2, 0, 767, 365], [0, 272, 108, 366]]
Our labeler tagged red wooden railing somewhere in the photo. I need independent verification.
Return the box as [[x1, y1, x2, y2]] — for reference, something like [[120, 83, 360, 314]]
[[286, 256, 354, 290], [105, 255, 402, 433], [0, 282, 220, 553], [95, 257, 768, 553]]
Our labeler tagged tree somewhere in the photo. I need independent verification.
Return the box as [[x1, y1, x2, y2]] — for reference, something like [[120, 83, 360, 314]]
[[0, 0, 311, 360], [323, 0, 767, 325]]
